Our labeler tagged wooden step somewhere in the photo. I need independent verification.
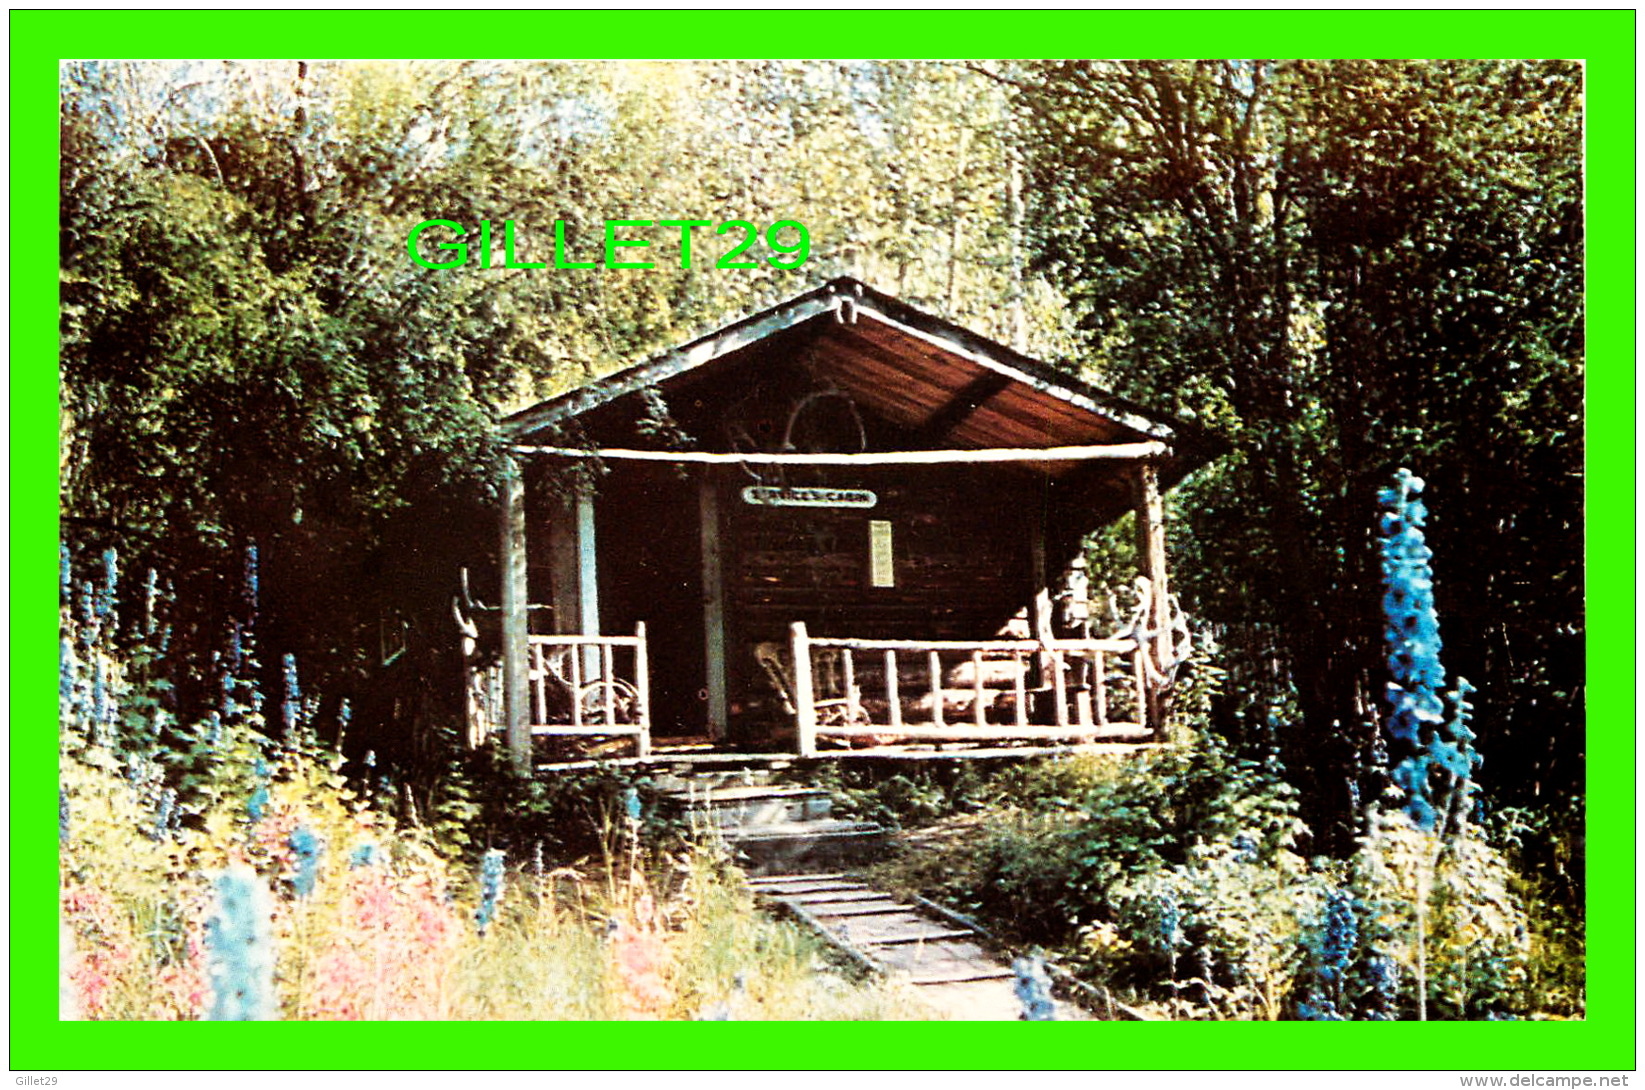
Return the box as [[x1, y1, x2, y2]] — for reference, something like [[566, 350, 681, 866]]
[[751, 882, 868, 898], [748, 874, 864, 887], [799, 900, 909, 918], [724, 819, 882, 843], [856, 927, 973, 946], [649, 766, 781, 793], [668, 784, 835, 828], [723, 821, 888, 876], [752, 871, 1091, 1020], [776, 894, 894, 907], [909, 967, 1016, 986]]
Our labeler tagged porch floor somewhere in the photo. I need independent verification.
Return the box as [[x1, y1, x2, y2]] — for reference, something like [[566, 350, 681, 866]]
[[531, 738, 1161, 775]]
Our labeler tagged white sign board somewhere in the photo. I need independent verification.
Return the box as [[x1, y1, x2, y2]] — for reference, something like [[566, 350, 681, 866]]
[[740, 485, 878, 509], [869, 520, 895, 587]]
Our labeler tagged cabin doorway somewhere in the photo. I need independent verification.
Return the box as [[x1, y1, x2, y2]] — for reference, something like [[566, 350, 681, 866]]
[[595, 465, 711, 739]]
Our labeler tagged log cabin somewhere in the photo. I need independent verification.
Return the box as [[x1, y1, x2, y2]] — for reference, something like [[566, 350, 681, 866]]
[[471, 278, 1220, 772]]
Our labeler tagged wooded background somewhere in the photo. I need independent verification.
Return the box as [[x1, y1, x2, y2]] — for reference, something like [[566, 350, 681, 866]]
[[58, 59, 1584, 847]]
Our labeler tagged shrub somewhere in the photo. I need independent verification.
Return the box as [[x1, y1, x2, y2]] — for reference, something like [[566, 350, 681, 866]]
[[1346, 811, 1534, 1020]]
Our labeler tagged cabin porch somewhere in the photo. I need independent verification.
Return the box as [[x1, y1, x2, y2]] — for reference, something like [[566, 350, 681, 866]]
[[466, 278, 1216, 774], [462, 449, 1187, 772]]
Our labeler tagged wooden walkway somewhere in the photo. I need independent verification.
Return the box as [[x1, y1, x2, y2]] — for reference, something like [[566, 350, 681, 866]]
[[748, 873, 1086, 1021]]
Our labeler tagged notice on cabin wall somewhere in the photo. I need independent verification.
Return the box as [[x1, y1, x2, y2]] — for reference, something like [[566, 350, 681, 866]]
[[869, 520, 895, 587]]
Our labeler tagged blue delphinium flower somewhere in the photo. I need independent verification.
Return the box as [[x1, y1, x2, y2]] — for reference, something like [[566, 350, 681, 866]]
[[151, 788, 177, 842], [247, 756, 270, 823], [349, 842, 378, 869], [244, 645, 265, 719], [1319, 890, 1356, 987], [1013, 954, 1056, 1021], [1297, 995, 1342, 1021], [476, 849, 506, 935], [1379, 470, 1481, 831], [59, 543, 72, 610], [1231, 832, 1259, 863], [226, 622, 244, 681], [217, 650, 236, 722], [242, 543, 260, 619], [1156, 890, 1183, 952], [90, 662, 113, 749], [60, 635, 78, 727], [623, 786, 642, 823], [205, 865, 276, 1020], [70, 585, 98, 736], [78, 581, 98, 653], [96, 548, 119, 627], [142, 567, 160, 637], [281, 653, 301, 736], [1300, 888, 1357, 1020], [1364, 953, 1400, 1020], [289, 824, 323, 899]]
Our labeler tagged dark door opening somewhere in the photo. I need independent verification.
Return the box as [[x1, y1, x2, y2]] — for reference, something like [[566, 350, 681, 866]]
[[596, 464, 708, 738]]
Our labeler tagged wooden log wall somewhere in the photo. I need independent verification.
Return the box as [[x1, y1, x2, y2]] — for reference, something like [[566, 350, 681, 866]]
[[725, 465, 1038, 734], [725, 467, 1032, 643]]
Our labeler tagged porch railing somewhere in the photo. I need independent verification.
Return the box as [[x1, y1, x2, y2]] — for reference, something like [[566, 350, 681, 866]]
[[789, 621, 1150, 757], [467, 623, 651, 758]]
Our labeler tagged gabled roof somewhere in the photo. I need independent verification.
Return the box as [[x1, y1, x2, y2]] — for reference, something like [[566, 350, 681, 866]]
[[502, 277, 1221, 482]]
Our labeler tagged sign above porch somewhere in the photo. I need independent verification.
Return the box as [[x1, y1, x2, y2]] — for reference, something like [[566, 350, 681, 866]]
[[740, 485, 878, 509]]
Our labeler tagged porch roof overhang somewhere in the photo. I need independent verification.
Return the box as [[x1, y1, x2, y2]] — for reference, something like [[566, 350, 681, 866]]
[[500, 277, 1223, 487]]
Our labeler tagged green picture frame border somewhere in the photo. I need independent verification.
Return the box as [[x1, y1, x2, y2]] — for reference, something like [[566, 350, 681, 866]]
[[12, 8, 1634, 1072]]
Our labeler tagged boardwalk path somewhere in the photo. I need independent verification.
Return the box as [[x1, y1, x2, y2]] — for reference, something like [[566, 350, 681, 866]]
[[748, 872, 1087, 1020]]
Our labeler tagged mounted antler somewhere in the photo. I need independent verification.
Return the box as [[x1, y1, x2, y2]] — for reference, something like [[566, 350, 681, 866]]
[[453, 567, 480, 643], [1111, 576, 1194, 690]]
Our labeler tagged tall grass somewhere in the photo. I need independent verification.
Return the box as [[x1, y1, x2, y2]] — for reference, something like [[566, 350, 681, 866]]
[[56, 545, 934, 1021], [59, 737, 931, 1021]]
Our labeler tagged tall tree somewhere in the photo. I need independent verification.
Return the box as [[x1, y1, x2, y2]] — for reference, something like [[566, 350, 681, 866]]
[[59, 59, 1082, 763], [1012, 60, 1583, 846]]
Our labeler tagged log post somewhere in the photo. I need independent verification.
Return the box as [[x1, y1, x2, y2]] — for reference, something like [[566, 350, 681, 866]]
[[843, 650, 860, 724], [1013, 653, 1028, 730], [1134, 460, 1169, 735], [792, 622, 817, 757], [499, 455, 532, 775], [575, 485, 600, 678], [699, 470, 728, 739], [1029, 513, 1051, 690], [885, 649, 902, 730], [1051, 650, 1069, 729], [928, 650, 945, 728], [634, 621, 651, 758]]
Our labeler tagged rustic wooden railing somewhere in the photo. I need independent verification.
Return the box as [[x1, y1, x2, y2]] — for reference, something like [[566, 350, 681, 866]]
[[468, 624, 651, 758], [789, 621, 1150, 757]]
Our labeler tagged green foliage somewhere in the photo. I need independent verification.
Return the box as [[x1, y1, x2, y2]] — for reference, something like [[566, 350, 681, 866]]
[[879, 737, 1305, 947], [1014, 60, 1584, 835], [59, 59, 1074, 780], [811, 762, 992, 831], [1116, 840, 1321, 1019], [1347, 813, 1537, 1019], [444, 741, 686, 864], [871, 731, 1577, 1019]]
